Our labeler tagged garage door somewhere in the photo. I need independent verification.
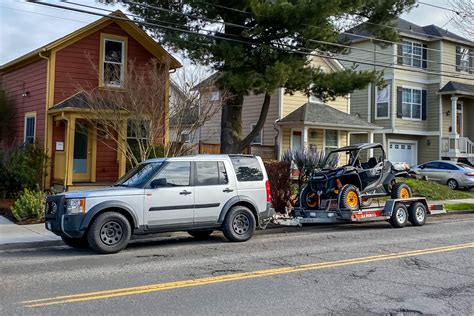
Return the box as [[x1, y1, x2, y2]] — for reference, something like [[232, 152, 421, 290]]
[[388, 141, 417, 166]]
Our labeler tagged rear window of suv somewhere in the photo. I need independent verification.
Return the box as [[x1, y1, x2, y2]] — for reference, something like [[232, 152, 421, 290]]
[[230, 156, 263, 182]]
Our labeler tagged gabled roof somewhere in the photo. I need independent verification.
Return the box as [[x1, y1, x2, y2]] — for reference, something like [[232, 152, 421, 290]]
[[343, 18, 473, 46], [277, 102, 381, 131], [0, 10, 181, 73], [439, 81, 474, 96]]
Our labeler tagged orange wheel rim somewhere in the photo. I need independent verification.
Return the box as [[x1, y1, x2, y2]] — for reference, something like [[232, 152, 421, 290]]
[[400, 188, 410, 199], [346, 191, 359, 208], [306, 192, 317, 208]]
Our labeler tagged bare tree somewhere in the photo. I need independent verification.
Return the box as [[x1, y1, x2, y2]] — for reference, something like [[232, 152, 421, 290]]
[[448, 0, 474, 40]]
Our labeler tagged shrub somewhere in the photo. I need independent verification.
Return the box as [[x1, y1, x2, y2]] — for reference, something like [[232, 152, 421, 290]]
[[10, 188, 47, 222], [264, 160, 295, 213], [0, 144, 48, 198], [282, 148, 327, 191]]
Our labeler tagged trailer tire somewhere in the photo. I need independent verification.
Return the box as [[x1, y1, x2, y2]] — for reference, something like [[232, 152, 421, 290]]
[[339, 185, 360, 211], [408, 202, 426, 226], [391, 183, 412, 199], [301, 185, 318, 209], [389, 203, 408, 228]]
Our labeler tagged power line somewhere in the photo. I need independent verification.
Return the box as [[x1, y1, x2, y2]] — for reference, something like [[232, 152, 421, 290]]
[[1, 4, 90, 24], [26, 0, 473, 80], [418, 1, 462, 14]]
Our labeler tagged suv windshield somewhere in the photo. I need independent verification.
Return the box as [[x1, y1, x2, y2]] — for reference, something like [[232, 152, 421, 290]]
[[115, 162, 163, 188]]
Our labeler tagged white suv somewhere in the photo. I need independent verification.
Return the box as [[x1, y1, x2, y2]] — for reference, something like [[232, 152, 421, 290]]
[[45, 155, 273, 254]]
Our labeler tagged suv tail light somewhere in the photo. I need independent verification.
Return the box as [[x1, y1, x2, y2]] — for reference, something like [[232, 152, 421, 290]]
[[465, 172, 474, 176], [265, 180, 271, 203]]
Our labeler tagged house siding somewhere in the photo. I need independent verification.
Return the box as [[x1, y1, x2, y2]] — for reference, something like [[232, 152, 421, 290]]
[[1, 59, 47, 146], [441, 41, 474, 86], [95, 136, 119, 182]]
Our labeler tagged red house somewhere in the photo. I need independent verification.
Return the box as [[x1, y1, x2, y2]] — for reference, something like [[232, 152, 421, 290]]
[[0, 11, 180, 190]]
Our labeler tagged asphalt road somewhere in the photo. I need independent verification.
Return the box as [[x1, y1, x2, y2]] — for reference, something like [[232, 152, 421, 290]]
[[1, 213, 474, 315]]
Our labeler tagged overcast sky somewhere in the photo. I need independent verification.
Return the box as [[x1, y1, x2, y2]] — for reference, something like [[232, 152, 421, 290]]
[[0, 0, 466, 66]]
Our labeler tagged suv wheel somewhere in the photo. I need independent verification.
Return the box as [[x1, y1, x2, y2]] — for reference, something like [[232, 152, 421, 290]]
[[339, 184, 360, 211], [389, 203, 408, 228], [87, 212, 131, 254], [61, 236, 89, 249], [391, 183, 412, 199], [408, 202, 426, 226], [222, 206, 256, 242], [188, 230, 214, 240]]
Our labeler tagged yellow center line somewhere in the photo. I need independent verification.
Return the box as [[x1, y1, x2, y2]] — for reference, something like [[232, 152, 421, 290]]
[[22, 242, 474, 308]]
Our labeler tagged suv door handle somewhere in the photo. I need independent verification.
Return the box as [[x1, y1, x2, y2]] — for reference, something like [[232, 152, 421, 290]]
[[179, 190, 192, 195], [223, 188, 234, 193]]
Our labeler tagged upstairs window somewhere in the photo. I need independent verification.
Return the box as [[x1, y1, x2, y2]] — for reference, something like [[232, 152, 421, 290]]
[[210, 90, 220, 102], [376, 85, 390, 119], [402, 88, 422, 120], [102, 37, 126, 87], [24, 112, 36, 144], [456, 46, 471, 73], [402, 41, 423, 68], [250, 123, 263, 145]]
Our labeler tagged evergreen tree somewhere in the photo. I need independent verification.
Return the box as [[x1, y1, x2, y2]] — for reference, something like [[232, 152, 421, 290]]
[[111, 0, 415, 153]]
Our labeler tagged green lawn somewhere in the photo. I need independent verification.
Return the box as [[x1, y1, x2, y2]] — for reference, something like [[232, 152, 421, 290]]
[[399, 178, 474, 201], [445, 203, 474, 212]]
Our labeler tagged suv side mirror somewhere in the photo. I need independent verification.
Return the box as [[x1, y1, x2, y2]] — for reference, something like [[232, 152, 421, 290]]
[[150, 178, 167, 188]]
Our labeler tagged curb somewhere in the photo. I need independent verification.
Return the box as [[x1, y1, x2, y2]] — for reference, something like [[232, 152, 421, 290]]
[[0, 240, 64, 251]]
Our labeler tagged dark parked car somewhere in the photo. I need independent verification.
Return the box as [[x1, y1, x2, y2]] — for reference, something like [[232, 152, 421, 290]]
[[301, 143, 411, 211]]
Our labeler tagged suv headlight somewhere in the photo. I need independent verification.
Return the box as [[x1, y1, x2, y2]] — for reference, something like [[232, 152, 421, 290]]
[[66, 198, 86, 214]]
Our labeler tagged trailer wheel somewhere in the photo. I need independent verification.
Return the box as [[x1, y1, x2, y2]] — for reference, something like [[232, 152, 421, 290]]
[[339, 185, 360, 211], [408, 202, 426, 226], [389, 203, 408, 228], [391, 183, 412, 199]]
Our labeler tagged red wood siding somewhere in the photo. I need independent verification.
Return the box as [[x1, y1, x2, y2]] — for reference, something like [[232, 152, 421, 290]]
[[96, 136, 119, 182], [0, 59, 47, 146]]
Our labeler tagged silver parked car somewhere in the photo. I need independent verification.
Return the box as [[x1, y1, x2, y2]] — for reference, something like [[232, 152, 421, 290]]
[[45, 155, 273, 254], [410, 160, 474, 190]]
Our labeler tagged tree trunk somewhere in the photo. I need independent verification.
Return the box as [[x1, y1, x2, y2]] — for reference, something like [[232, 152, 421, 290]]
[[220, 92, 272, 154]]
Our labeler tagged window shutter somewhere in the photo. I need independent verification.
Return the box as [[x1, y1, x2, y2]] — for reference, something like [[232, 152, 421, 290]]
[[470, 49, 473, 74], [422, 44, 428, 68], [422, 90, 427, 121], [397, 44, 403, 65], [455, 46, 461, 71], [397, 86, 403, 118]]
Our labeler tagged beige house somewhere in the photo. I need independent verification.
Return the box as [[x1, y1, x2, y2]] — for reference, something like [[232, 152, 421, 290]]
[[198, 56, 380, 159], [344, 18, 474, 166]]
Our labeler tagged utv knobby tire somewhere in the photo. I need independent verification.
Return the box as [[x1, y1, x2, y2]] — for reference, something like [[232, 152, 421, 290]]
[[391, 182, 412, 199], [301, 185, 318, 210], [61, 236, 89, 249], [188, 229, 214, 240], [339, 185, 360, 211], [87, 212, 131, 254], [222, 206, 255, 242], [408, 202, 426, 226], [389, 203, 408, 228]]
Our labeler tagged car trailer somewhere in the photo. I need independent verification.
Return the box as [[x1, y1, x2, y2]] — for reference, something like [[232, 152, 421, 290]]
[[271, 197, 445, 228]]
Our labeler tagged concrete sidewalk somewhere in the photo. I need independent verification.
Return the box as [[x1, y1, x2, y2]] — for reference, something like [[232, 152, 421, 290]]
[[0, 216, 61, 245]]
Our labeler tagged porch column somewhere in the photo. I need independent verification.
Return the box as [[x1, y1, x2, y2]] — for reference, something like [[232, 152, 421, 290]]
[[303, 127, 309, 150], [64, 116, 76, 188], [450, 95, 459, 155], [117, 120, 127, 178], [368, 131, 374, 156]]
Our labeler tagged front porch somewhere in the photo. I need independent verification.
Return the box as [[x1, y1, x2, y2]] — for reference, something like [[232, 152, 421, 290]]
[[439, 81, 474, 165]]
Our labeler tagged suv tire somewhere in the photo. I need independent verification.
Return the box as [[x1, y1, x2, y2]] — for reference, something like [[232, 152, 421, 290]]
[[408, 202, 426, 226], [188, 230, 214, 240], [391, 183, 412, 199], [61, 236, 89, 249], [389, 203, 408, 228], [339, 184, 360, 211], [222, 206, 256, 242], [87, 212, 131, 254]]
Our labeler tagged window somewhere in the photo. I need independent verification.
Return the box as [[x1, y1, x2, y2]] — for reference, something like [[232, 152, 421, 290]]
[[230, 156, 263, 182], [423, 162, 440, 169], [250, 124, 263, 145], [117, 162, 163, 188], [181, 132, 190, 143], [439, 162, 458, 170], [210, 90, 220, 102], [196, 161, 228, 186], [401, 41, 423, 68], [24, 113, 36, 144], [456, 46, 470, 73], [291, 130, 302, 150], [376, 85, 390, 119], [402, 88, 422, 120], [325, 130, 338, 153], [156, 162, 191, 186], [102, 38, 125, 87], [127, 119, 148, 144]]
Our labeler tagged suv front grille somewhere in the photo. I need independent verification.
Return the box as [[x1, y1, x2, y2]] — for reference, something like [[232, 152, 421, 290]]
[[45, 196, 64, 219]]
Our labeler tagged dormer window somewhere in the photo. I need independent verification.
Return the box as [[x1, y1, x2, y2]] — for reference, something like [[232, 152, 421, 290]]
[[101, 35, 127, 87]]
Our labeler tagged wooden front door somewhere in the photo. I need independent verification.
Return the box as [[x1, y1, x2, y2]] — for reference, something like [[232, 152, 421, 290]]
[[72, 122, 92, 182]]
